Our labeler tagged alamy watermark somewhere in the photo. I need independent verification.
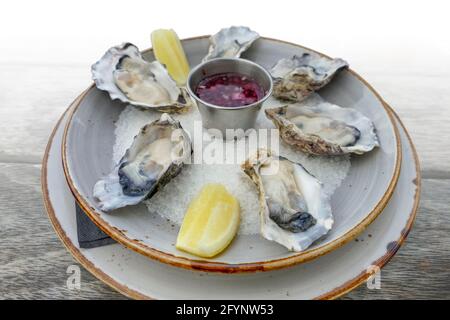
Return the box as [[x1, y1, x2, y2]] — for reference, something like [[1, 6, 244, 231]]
[[172, 120, 280, 173], [366, 265, 381, 290], [66, 265, 81, 290]]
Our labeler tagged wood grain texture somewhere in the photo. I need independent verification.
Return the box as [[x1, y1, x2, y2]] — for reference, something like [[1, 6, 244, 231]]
[[343, 179, 450, 299], [0, 163, 123, 299], [365, 74, 450, 178], [0, 64, 89, 164], [0, 61, 449, 299]]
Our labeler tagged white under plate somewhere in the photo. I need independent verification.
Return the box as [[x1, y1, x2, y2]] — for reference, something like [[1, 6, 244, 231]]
[[42, 98, 420, 299]]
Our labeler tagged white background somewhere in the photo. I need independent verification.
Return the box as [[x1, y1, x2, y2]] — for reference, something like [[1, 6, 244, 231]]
[[1, 0, 449, 74]]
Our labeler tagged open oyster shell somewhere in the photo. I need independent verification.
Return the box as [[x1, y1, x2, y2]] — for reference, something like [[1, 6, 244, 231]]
[[93, 113, 192, 212], [92, 43, 192, 113], [203, 26, 259, 61], [271, 53, 348, 102], [265, 94, 379, 155], [242, 149, 333, 251]]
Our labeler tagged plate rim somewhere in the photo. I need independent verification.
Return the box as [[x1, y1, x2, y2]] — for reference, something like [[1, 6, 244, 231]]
[[42, 97, 419, 300], [60, 36, 403, 273]]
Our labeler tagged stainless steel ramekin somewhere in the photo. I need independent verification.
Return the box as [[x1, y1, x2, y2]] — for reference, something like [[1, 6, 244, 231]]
[[186, 58, 273, 136]]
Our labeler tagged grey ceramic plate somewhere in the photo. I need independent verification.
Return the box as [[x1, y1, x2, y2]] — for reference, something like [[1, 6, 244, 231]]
[[44, 99, 418, 299], [62, 37, 401, 272]]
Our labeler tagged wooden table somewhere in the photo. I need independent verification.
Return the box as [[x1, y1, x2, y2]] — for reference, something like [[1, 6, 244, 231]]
[[0, 59, 449, 300]]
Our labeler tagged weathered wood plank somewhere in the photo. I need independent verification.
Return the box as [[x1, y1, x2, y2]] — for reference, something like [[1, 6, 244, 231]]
[[361, 74, 450, 178], [0, 65, 89, 164], [344, 178, 450, 299], [0, 161, 448, 299], [0, 163, 123, 299]]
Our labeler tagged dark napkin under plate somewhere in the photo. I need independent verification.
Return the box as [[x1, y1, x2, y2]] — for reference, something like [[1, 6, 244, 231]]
[[75, 202, 116, 248]]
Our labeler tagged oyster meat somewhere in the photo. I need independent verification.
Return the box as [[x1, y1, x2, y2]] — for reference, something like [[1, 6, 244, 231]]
[[242, 149, 333, 251], [271, 53, 348, 102], [203, 26, 259, 61], [265, 94, 379, 155], [93, 113, 192, 212], [92, 43, 192, 113]]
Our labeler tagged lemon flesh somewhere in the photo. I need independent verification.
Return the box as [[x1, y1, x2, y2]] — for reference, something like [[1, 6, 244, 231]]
[[176, 183, 240, 258], [151, 29, 190, 86]]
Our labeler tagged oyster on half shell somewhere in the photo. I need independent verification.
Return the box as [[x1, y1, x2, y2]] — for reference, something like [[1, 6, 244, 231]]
[[92, 43, 192, 113], [242, 149, 333, 251], [203, 26, 259, 61], [93, 113, 192, 212], [265, 94, 379, 155], [271, 53, 348, 102]]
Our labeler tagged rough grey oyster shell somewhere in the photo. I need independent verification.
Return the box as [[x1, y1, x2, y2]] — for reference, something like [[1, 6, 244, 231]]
[[271, 53, 348, 102], [265, 94, 379, 155], [203, 26, 259, 61], [93, 113, 191, 211], [92, 43, 192, 113], [241, 148, 333, 251]]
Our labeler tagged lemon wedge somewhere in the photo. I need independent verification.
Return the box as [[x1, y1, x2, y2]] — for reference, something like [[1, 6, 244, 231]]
[[151, 29, 190, 85], [176, 183, 240, 258]]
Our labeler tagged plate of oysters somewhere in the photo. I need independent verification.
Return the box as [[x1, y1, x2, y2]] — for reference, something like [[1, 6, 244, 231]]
[[62, 26, 401, 273]]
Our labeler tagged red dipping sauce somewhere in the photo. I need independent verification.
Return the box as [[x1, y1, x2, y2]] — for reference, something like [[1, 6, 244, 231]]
[[195, 72, 265, 108]]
